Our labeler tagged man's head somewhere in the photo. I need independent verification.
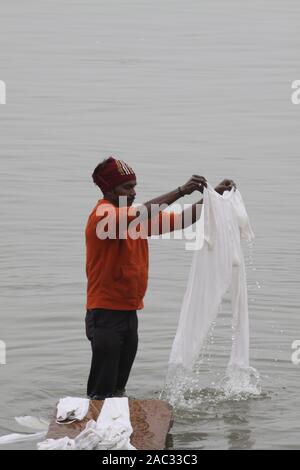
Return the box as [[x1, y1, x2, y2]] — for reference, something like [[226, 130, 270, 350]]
[[92, 156, 137, 206]]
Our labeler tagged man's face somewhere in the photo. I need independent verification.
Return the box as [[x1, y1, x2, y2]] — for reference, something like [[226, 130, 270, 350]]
[[110, 178, 137, 206]]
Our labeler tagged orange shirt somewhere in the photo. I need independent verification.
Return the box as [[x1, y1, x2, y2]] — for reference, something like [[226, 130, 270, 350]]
[[85, 199, 181, 310]]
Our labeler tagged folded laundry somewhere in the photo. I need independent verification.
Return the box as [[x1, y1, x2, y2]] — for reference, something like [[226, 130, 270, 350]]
[[56, 397, 90, 424], [38, 397, 136, 450], [0, 398, 135, 450]]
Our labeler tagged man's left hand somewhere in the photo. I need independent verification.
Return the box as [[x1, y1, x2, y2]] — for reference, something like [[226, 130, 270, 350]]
[[214, 179, 237, 195]]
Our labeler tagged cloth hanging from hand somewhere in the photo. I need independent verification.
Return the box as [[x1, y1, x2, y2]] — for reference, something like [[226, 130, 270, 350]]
[[168, 184, 254, 372]]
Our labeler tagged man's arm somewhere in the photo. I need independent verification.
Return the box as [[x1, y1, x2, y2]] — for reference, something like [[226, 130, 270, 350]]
[[133, 176, 236, 233], [141, 175, 207, 219]]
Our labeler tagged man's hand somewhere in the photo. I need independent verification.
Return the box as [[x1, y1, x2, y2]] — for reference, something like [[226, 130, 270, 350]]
[[180, 175, 207, 195], [214, 179, 237, 195]]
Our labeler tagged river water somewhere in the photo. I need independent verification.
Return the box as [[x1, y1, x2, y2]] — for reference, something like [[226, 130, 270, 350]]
[[0, 0, 300, 450]]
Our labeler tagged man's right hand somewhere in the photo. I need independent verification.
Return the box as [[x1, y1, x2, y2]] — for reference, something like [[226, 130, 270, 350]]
[[180, 175, 207, 195], [143, 175, 206, 218]]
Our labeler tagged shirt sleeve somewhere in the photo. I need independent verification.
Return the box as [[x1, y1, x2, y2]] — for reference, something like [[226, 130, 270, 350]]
[[147, 210, 183, 236], [95, 203, 183, 239]]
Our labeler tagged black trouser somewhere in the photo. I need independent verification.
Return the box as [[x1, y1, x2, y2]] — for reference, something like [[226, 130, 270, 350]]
[[85, 308, 138, 400]]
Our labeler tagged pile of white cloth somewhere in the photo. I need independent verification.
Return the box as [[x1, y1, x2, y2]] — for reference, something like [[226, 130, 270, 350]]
[[168, 184, 255, 373], [38, 397, 135, 450], [0, 397, 135, 450]]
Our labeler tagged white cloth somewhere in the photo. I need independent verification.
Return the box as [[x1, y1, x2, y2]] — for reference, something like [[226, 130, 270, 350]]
[[0, 417, 48, 445], [15, 416, 49, 431], [38, 397, 136, 451], [168, 185, 254, 372], [38, 436, 76, 450], [0, 430, 47, 445], [56, 397, 89, 423]]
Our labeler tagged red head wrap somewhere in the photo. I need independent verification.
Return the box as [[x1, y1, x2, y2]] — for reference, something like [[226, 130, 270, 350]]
[[92, 156, 136, 193]]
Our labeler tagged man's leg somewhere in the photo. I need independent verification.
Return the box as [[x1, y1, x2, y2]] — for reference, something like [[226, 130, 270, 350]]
[[87, 328, 122, 399], [115, 311, 138, 395], [86, 309, 123, 399]]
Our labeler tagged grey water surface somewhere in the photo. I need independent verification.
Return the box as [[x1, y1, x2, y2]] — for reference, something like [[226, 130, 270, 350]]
[[0, 0, 300, 449]]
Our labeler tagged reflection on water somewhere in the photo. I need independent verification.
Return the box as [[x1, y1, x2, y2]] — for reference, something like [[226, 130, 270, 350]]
[[225, 401, 255, 450]]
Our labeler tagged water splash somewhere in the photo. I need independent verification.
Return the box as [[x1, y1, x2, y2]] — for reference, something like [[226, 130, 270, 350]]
[[161, 363, 261, 410], [217, 366, 261, 399], [161, 239, 262, 410]]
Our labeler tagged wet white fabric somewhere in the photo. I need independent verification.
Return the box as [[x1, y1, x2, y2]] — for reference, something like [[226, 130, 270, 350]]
[[168, 185, 254, 371], [38, 436, 76, 450], [0, 431, 47, 445], [0, 417, 48, 445], [92, 396, 135, 450], [38, 397, 136, 451], [56, 396, 89, 423], [15, 416, 49, 431]]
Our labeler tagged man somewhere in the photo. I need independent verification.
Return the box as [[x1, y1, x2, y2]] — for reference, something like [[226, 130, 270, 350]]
[[85, 156, 235, 400]]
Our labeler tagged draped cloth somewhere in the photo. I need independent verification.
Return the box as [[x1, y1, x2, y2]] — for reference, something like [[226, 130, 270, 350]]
[[168, 185, 255, 373]]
